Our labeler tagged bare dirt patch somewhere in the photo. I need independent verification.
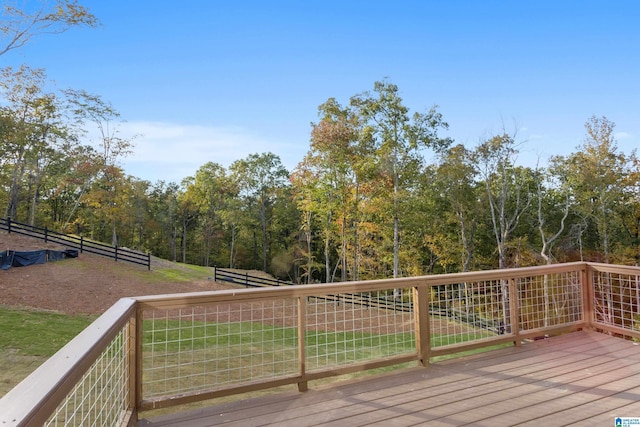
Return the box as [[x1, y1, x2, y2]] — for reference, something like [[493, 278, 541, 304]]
[[0, 231, 234, 315]]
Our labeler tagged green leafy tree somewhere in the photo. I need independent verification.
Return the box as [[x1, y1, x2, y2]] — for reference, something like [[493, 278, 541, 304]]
[[64, 89, 135, 245], [434, 144, 484, 272], [0, 65, 70, 223], [352, 80, 451, 278], [230, 153, 289, 272], [474, 133, 532, 269], [535, 162, 570, 265], [294, 98, 363, 282], [182, 162, 237, 266], [563, 116, 631, 263], [146, 181, 180, 260]]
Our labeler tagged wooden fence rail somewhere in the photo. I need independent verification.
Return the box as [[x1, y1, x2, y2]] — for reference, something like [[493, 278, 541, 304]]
[[0, 217, 151, 270]]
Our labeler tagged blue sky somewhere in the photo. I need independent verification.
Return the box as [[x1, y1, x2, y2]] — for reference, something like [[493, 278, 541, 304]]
[[4, 1, 640, 183]]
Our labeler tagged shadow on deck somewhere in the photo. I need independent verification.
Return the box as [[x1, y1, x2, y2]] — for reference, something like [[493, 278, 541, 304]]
[[139, 331, 640, 427]]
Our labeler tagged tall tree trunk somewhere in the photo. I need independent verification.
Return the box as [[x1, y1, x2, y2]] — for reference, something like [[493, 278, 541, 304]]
[[229, 225, 236, 268], [393, 166, 400, 279], [261, 198, 268, 272], [182, 217, 187, 263], [352, 181, 360, 281], [111, 218, 117, 246]]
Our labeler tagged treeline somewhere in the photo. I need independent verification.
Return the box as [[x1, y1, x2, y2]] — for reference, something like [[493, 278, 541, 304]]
[[2, 71, 639, 282]]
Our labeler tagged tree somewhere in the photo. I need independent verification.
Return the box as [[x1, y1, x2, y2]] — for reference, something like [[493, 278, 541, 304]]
[[566, 116, 630, 263], [231, 153, 289, 272], [0, 0, 98, 57], [352, 80, 451, 278], [474, 133, 532, 269], [435, 144, 484, 272], [292, 98, 364, 282], [0, 65, 70, 223], [64, 89, 135, 245], [182, 162, 236, 266], [146, 181, 181, 260], [290, 161, 322, 283], [536, 161, 570, 265]]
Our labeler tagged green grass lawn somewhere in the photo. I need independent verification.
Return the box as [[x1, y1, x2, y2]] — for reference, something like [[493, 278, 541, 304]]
[[1, 304, 508, 403], [0, 306, 94, 356], [0, 306, 95, 396]]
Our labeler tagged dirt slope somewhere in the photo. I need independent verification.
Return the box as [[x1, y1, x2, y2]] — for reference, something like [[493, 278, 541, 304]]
[[0, 231, 234, 315]]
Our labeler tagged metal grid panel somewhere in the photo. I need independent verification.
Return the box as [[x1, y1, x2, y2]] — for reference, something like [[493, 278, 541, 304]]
[[429, 280, 507, 347], [141, 298, 299, 399], [518, 271, 583, 331], [304, 289, 415, 372], [592, 270, 640, 331], [45, 327, 130, 427]]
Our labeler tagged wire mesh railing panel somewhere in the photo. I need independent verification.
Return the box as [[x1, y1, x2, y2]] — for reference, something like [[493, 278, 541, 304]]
[[44, 327, 130, 427], [429, 280, 507, 348], [517, 271, 583, 332], [304, 289, 415, 372], [592, 270, 640, 332], [141, 298, 299, 400]]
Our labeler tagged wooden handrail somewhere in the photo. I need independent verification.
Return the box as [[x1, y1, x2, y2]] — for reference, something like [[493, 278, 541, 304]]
[[0, 298, 137, 426], [5, 261, 640, 425]]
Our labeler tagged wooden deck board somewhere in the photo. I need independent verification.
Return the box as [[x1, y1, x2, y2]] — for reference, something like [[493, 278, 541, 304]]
[[139, 331, 640, 427]]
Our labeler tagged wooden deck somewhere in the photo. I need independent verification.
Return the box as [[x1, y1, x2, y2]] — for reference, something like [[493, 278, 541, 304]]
[[138, 331, 640, 426]]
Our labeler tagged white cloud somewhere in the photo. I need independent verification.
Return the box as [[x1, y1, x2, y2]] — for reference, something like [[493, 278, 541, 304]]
[[106, 121, 302, 183], [615, 131, 632, 140]]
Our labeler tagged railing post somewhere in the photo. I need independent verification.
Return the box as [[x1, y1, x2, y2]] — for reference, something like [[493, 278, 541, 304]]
[[509, 277, 521, 346], [583, 265, 594, 329], [44, 227, 48, 243], [147, 252, 151, 271], [80, 236, 84, 253], [115, 245, 119, 262], [135, 304, 144, 413], [413, 284, 431, 367], [7, 217, 11, 234], [128, 309, 139, 423], [297, 296, 308, 392]]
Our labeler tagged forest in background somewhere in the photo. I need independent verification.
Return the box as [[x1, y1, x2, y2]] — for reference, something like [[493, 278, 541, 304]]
[[2, 2, 639, 283]]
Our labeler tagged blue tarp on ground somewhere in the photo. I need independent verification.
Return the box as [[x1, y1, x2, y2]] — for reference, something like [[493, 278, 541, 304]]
[[47, 249, 79, 261], [0, 249, 78, 270], [0, 251, 14, 270], [12, 250, 47, 267]]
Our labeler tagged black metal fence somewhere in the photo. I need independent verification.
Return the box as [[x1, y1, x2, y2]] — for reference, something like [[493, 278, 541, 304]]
[[213, 267, 414, 311], [0, 217, 151, 270], [212, 267, 504, 332]]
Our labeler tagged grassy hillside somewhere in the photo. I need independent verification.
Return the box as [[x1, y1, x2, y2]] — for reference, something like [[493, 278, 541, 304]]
[[0, 231, 240, 396]]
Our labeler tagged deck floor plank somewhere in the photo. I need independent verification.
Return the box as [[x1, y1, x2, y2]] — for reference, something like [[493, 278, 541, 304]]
[[139, 331, 640, 427]]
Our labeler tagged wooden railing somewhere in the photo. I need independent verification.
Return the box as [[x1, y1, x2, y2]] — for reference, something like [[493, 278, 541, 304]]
[[0, 217, 151, 269], [2, 262, 640, 426]]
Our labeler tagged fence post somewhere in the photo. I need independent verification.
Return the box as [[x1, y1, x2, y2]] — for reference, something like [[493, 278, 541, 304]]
[[80, 236, 84, 253], [297, 296, 308, 392], [7, 218, 11, 234], [147, 253, 151, 271], [413, 284, 431, 367], [44, 227, 48, 243], [509, 277, 521, 346], [213, 267, 217, 282], [245, 272, 249, 287], [115, 246, 119, 262]]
